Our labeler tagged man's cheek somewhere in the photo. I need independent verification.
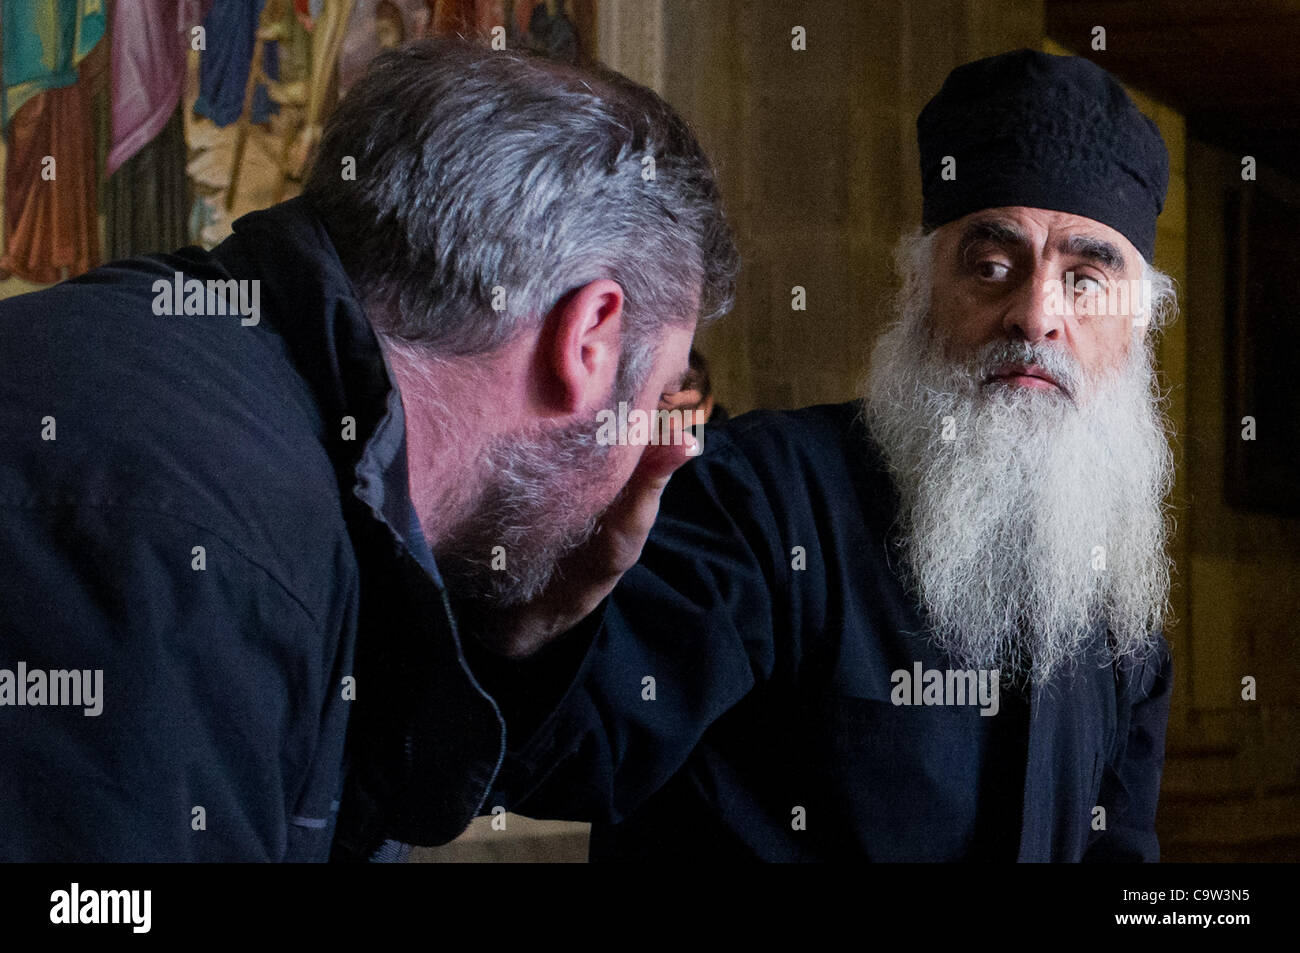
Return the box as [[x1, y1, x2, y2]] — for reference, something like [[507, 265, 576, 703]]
[[611, 444, 644, 492]]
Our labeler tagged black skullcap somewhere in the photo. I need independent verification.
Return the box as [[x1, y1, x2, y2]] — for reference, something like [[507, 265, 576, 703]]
[[918, 49, 1169, 261]]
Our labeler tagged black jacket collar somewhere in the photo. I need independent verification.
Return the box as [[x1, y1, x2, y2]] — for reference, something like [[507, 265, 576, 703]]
[[211, 195, 444, 587]]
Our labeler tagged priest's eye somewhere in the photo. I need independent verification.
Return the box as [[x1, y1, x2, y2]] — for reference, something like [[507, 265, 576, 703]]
[[976, 260, 1011, 280], [1073, 273, 1105, 294]]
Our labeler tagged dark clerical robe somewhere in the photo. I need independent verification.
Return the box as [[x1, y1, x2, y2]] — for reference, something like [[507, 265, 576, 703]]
[[485, 401, 1173, 861]]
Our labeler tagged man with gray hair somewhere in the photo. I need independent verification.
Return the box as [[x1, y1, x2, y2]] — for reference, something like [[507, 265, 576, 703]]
[[482, 49, 1180, 861], [0, 38, 736, 861]]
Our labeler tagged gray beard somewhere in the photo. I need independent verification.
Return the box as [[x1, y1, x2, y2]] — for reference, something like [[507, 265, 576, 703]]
[[863, 316, 1174, 687], [433, 417, 611, 610]]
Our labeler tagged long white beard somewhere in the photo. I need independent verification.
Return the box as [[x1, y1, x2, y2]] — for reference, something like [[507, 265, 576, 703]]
[[863, 292, 1174, 687]]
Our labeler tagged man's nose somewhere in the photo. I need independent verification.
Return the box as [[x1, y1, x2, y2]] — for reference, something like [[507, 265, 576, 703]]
[[1002, 271, 1065, 344]]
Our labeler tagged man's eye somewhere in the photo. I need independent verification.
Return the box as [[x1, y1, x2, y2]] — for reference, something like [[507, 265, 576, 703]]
[[977, 261, 1010, 280], [1073, 274, 1105, 294]]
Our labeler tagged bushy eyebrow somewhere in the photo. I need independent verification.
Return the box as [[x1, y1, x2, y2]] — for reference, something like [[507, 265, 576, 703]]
[[956, 219, 1127, 275], [1057, 234, 1126, 274], [956, 219, 1030, 261]]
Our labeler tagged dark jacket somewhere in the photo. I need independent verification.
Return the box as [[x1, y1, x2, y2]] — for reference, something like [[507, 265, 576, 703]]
[[0, 197, 509, 861], [488, 402, 1174, 861]]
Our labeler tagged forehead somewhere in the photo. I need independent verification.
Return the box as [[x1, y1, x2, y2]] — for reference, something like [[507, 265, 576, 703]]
[[940, 206, 1136, 258]]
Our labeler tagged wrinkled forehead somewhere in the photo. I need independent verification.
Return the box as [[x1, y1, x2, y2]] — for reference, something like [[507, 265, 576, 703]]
[[935, 206, 1142, 275]]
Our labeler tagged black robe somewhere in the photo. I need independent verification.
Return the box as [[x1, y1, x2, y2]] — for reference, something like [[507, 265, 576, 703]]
[[487, 401, 1173, 861]]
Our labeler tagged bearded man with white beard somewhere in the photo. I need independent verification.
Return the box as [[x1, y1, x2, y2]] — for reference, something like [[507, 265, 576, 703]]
[[468, 49, 1180, 862]]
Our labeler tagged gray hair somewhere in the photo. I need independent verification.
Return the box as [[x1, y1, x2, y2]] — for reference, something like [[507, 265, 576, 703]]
[[304, 38, 737, 394]]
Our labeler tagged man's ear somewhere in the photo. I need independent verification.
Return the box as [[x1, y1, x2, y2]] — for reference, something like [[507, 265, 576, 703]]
[[535, 278, 624, 415]]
